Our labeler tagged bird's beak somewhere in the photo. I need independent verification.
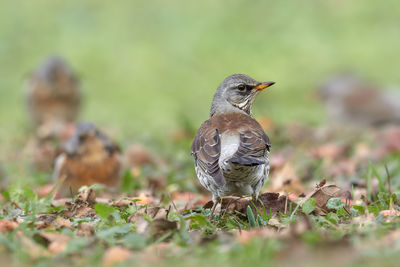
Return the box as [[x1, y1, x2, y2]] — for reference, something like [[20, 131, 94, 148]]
[[254, 81, 275, 91]]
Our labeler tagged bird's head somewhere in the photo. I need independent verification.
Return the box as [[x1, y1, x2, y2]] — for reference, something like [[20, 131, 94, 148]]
[[36, 56, 79, 95], [64, 122, 117, 162], [210, 74, 275, 117]]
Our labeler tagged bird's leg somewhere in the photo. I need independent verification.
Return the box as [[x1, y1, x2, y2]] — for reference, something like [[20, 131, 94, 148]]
[[252, 193, 259, 205], [209, 195, 221, 219]]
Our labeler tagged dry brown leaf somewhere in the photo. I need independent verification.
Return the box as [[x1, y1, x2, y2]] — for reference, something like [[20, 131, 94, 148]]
[[203, 192, 292, 217], [50, 217, 73, 230], [147, 174, 167, 193], [135, 192, 154, 205], [20, 235, 51, 259], [35, 184, 56, 198], [379, 209, 400, 217], [123, 144, 166, 169], [52, 198, 71, 207], [135, 217, 150, 235], [34, 215, 56, 230], [77, 188, 96, 204], [0, 219, 18, 233], [285, 123, 316, 144], [103, 246, 132, 267], [299, 179, 349, 215], [139, 243, 173, 264], [111, 198, 136, 208], [310, 143, 349, 160], [39, 232, 71, 254], [354, 142, 372, 161], [171, 192, 209, 208], [325, 158, 357, 177], [76, 222, 95, 237], [62, 188, 97, 219], [123, 144, 154, 167], [149, 219, 178, 241], [374, 126, 400, 159], [268, 162, 304, 195], [236, 228, 278, 244], [268, 218, 286, 229]]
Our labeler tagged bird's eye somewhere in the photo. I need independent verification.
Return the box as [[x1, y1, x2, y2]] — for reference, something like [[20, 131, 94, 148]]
[[237, 84, 246, 92]]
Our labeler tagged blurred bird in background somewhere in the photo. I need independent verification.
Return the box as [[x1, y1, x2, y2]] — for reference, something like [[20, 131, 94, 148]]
[[24, 121, 75, 172], [53, 122, 122, 197], [319, 74, 400, 127], [25, 56, 82, 127], [191, 74, 274, 216]]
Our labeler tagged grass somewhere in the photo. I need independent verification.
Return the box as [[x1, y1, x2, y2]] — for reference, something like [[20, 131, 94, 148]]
[[1, 0, 400, 139]]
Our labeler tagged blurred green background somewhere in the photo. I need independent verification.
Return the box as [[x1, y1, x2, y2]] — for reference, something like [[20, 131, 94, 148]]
[[0, 0, 399, 140]]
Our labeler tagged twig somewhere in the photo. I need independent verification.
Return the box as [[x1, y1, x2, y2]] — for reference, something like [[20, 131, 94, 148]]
[[284, 190, 288, 215], [168, 193, 179, 214]]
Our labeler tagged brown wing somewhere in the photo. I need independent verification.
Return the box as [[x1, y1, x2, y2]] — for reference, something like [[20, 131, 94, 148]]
[[229, 122, 270, 166], [191, 120, 225, 186]]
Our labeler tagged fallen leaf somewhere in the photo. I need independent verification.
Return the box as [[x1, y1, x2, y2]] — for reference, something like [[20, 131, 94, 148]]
[[374, 126, 400, 159], [268, 163, 304, 195], [62, 188, 97, 219], [123, 144, 165, 169], [77, 188, 96, 205], [39, 232, 71, 254], [76, 222, 95, 237], [172, 191, 209, 209], [103, 246, 132, 267], [35, 184, 56, 198], [299, 180, 349, 215], [50, 217, 73, 230], [310, 143, 349, 160], [149, 219, 178, 241], [268, 218, 286, 229], [325, 158, 357, 177], [0, 220, 18, 233], [236, 228, 277, 244], [379, 209, 400, 217], [203, 192, 292, 217], [20, 235, 51, 259]]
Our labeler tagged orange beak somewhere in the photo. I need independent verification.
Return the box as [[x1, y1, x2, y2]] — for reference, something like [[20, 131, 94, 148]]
[[254, 81, 275, 91]]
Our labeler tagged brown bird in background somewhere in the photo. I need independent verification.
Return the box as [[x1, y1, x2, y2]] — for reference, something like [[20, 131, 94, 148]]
[[191, 74, 274, 215], [25, 56, 81, 127], [25, 121, 75, 172], [53, 122, 122, 197], [319, 74, 400, 127]]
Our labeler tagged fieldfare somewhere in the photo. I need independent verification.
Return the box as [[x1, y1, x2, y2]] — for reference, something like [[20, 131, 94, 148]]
[[25, 56, 81, 127], [320, 74, 400, 127], [191, 74, 274, 215], [25, 121, 75, 172], [53, 122, 122, 197]]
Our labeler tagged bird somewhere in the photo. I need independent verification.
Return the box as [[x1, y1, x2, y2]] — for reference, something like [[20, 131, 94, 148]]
[[319, 74, 400, 127], [53, 122, 122, 197], [25, 121, 75, 172], [191, 74, 274, 216], [25, 56, 81, 127]]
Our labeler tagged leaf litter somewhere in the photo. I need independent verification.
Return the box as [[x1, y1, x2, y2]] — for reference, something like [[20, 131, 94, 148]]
[[1, 121, 400, 266]]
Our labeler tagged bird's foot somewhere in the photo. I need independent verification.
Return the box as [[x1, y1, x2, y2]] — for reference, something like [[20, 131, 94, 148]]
[[208, 197, 221, 220], [251, 194, 259, 205]]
